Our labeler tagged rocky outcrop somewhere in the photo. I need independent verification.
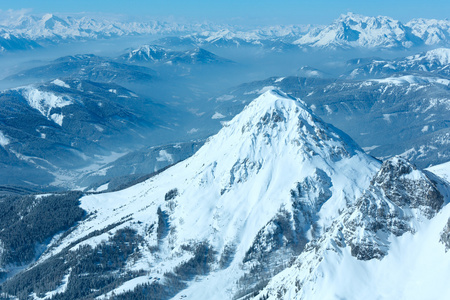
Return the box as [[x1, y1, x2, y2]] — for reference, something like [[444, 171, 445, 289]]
[[441, 218, 450, 252], [342, 156, 443, 260]]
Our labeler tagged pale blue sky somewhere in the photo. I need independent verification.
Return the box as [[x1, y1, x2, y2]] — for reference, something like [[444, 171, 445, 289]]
[[1, 0, 449, 25]]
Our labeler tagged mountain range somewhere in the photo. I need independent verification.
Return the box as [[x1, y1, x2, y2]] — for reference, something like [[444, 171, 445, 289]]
[[0, 10, 450, 299], [1, 12, 450, 53], [346, 47, 450, 78], [0, 30, 40, 53], [0, 89, 448, 299], [0, 79, 176, 191]]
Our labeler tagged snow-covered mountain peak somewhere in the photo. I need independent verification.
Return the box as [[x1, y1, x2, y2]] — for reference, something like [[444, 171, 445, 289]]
[[336, 12, 376, 24], [209, 89, 363, 164], [295, 12, 419, 49], [337, 12, 398, 25], [16, 88, 380, 299]]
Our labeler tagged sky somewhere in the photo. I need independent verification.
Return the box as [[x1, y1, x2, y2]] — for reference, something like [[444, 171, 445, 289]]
[[1, 0, 449, 25]]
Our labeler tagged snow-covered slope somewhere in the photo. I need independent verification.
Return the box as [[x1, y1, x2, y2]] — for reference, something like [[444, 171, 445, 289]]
[[1, 89, 381, 298], [6, 54, 157, 83], [0, 29, 40, 52]]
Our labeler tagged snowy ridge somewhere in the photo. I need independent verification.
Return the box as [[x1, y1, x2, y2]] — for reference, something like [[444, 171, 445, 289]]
[[294, 12, 445, 49], [0, 28, 40, 52], [124, 45, 169, 62], [1, 11, 450, 52], [0, 13, 196, 41], [347, 48, 450, 79], [155, 14, 450, 51], [370, 75, 450, 86], [0, 12, 308, 46]]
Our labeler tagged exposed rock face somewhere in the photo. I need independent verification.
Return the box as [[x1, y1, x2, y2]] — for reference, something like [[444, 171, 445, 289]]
[[441, 218, 450, 252], [335, 156, 444, 260], [290, 168, 332, 237], [372, 157, 444, 214]]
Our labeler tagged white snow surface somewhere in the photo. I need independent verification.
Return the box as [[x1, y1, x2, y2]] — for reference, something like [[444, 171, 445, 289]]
[[407, 48, 450, 65], [95, 183, 109, 192], [20, 87, 72, 126], [427, 161, 450, 182], [38, 89, 380, 299], [0, 131, 10, 147], [51, 79, 70, 88], [155, 150, 174, 163], [371, 75, 450, 86], [211, 112, 226, 119], [407, 18, 450, 46]]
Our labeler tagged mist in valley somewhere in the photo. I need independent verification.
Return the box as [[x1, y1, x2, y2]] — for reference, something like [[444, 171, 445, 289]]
[[0, 28, 447, 193]]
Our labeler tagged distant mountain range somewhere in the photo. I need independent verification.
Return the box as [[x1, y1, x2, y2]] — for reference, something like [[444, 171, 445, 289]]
[[120, 45, 233, 65], [346, 48, 450, 78], [1, 12, 450, 52], [0, 79, 176, 190], [1, 12, 450, 297], [0, 30, 40, 52]]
